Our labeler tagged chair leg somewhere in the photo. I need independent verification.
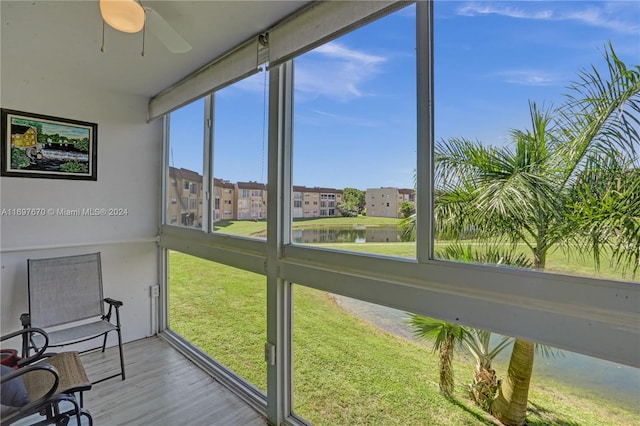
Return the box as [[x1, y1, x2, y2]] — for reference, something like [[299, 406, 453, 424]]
[[80, 409, 94, 426], [69, 398, 83, 426], [48, 402, 58, 421], [55, 395, 83, 426], [101, 332, 108, 353], [55, 413, 70, 426], [117, 328, 125, 380]]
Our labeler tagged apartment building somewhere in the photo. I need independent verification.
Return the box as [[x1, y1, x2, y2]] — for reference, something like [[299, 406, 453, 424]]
[[366, 187, 414, 218], [399, 188, 415, 203], [293, 186, 344, 218], [169, 171, 345, 222], [235, 181, 268, 220], [168, 167, 204, 227], [213, 178, 235, 222]]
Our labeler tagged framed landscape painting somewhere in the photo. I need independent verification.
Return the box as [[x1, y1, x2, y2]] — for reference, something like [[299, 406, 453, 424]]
[[1, 109, 97, 180]]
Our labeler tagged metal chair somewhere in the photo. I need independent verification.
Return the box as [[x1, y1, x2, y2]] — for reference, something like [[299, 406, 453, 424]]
[[1, 328, 93, 426], [20, 252, 125, 384]]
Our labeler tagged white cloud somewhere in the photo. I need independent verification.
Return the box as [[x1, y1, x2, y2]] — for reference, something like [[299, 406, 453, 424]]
[[307, 109, 385, 127], [313, 43, 386, 66], [457, 3, 553, 20], [497, 70, 557, 86], [457, 2, 639, 34], [295, 42, 387, 102], [564, 7, 639, 34]]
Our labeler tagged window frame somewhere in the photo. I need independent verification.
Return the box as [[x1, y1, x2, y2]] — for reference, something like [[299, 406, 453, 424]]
[[158, 2, 639, 425]]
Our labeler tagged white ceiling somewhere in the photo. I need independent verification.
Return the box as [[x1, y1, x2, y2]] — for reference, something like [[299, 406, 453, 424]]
[[1, 1, 309, 98]]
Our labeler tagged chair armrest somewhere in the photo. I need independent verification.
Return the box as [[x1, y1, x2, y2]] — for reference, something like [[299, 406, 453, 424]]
[[104, 298, 123, 307], [1, 328, 50, 366], [20, 313, 31, 327]]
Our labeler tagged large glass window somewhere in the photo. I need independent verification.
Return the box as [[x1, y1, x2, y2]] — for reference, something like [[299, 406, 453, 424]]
[[167, 99, 205, 229], [159, 3, 638, 426], [292, 285, 639, 425], [212, 71, 269, 237], [168, 251, 266, 392], [432, 1, 640, 281], [292, 5, 417, 258]]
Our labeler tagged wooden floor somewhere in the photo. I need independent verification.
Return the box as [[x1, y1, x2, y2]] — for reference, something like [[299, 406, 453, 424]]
[[79, 336, 267, 426]]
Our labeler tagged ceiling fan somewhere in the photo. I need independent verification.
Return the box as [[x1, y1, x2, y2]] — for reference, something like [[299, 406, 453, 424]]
[[99, 0, 192, 54]]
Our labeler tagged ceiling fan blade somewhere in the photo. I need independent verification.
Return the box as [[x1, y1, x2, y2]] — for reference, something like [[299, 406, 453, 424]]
[[144, 7, 192, 54]]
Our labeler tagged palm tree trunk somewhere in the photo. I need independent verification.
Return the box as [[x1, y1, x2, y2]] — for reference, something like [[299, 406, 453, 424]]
[[471, 364, 498, 410], [533, 240, 547, 270], [439, 334, 456, 397], [533, 249, 546, 269], [491, 339, 535, 426]]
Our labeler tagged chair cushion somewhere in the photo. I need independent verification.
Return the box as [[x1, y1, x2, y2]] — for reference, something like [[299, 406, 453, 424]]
[[0, 365, 30, 407]]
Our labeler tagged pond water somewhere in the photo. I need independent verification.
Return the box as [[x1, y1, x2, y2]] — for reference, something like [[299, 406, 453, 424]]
[[291, 225, 405, 244], [334, 295, 640, 411]]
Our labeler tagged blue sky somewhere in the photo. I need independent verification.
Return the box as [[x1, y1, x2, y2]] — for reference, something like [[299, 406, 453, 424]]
[[170, 1, 640, 190]]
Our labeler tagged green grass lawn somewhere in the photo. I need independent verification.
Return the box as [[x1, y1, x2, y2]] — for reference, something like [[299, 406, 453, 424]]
[[168, 242, 639, 425]]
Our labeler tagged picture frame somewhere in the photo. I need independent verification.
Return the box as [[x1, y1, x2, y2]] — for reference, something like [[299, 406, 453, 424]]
[[1, 109, 97, 180]]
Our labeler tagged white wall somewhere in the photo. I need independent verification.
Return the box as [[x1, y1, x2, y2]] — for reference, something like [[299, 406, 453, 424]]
[[1, 71, 161, 344]]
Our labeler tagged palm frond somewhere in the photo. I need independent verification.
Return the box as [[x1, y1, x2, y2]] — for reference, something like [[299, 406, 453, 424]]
[[535, 344, 564, 359], [568, 160, 640, 276], [434, 120, 562, 246], [487, 335, 513, 359], [556, 43, 640, 186], [434, 243, 533, 270], [408, 314, 466, 353]]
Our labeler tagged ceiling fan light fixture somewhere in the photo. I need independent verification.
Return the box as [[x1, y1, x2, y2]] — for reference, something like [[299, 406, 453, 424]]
[[100, 0, 145, 33]]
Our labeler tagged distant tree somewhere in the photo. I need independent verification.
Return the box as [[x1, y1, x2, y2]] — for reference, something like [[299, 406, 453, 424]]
[[337, 202, 359, 217], [398, 201, 415, 218], [343, 188, 365, 213]]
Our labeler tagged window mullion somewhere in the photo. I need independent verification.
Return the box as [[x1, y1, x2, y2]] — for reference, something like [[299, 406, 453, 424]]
[[416, 0, 433, 263], [266, 61, 294, 425], [203, 94, 214, 233]]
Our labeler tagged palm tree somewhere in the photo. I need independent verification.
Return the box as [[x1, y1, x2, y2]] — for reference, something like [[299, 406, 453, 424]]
[[409, 312, 512, 407], [430, 45, 639, 425], [462, 329, 510, 410], [409, 314, 465, 398], [410, 244, 531, 407]]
